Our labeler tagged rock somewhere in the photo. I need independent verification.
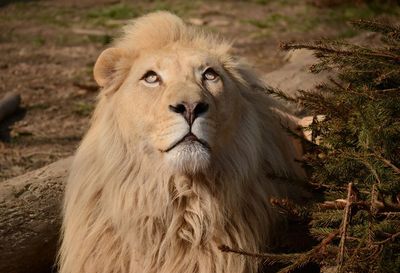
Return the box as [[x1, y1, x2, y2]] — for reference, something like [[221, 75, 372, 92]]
[[0, 157, 73, 273], [265, 49, 330, 98]]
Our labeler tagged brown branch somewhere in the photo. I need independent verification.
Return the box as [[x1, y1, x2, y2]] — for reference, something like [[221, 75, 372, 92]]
[[314, 229, 340, 254], [337, 183, 353, 271], [362, 160, 382, 185], [374, 87, 400, 93], [374, 153, 400, 174], [370, 184, 379, 215], [382, 199, 400, 212], [374, 231, 400, 245], [381, 212, 400, 218], [369, 184, 378, 244], [319, 200, 380, 210], [277, 230, 340, 273], [335, 150, 400, 175], [320, 198, 400, 213], [218, 245, 300, 265], [219, 229, 340, 272], [270, 197, 304, 218], [329, 78, 376, 100], [309, 182, 348, 191]]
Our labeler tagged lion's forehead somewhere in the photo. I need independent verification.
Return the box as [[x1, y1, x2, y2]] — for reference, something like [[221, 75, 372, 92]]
[[136, 48, 220, 76]]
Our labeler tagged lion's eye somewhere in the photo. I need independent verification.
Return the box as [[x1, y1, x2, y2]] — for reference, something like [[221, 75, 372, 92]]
[[142, 71, 160, 85], [202, 68, 219, 81]]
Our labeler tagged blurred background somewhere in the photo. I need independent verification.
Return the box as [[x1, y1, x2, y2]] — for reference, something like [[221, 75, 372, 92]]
[[0, 0, 399, 181]]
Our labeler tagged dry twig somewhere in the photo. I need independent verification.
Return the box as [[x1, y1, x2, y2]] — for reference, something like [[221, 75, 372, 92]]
[[337, 183, 353, 272]]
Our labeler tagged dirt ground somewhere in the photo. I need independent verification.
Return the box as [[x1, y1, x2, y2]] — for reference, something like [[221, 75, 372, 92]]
[[0, 0, 398, 181]]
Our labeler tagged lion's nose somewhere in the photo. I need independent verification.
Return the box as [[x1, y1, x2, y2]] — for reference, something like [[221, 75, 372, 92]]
[[169, 101, 209, 125]]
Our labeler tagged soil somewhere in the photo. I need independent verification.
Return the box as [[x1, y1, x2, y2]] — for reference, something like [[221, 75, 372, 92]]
[[0, 0, 398, 181]]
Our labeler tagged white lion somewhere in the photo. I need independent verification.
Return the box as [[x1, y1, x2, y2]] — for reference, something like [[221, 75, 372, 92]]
[[59, 11, 305, 273]]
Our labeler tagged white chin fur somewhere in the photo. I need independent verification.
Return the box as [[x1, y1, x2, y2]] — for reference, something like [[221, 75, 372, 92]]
[[165, 141, 211, 174]]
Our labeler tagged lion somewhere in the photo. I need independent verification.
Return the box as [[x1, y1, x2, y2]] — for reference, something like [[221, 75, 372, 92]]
[[59, 11, 305, 273]]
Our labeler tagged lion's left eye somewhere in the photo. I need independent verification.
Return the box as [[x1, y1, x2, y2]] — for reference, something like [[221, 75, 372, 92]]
[[142, 71, 160, 85], [202, 68, 219, 81]]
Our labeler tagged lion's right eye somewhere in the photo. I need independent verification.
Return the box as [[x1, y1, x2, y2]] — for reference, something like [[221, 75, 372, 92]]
[[141, 71, 160, 85], [202, 67, 219, 82]]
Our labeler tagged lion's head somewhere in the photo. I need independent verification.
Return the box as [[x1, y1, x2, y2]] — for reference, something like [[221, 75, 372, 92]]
[[91, 11, 300, 178], [95, 45, 239, 174]]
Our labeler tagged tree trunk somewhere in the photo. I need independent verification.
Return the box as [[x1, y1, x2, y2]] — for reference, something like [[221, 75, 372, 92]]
[[0, 157, 73, 273]]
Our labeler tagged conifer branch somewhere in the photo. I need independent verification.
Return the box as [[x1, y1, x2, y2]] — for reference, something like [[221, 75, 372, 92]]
[[270, 197, 306, 219], [266, 19, 400, 272], [260, 86, 298, 103], [220, 230, 340, 272], [280, 42, 400, 62], [350, 19, 400, 38], [277, 230, 340, 273]]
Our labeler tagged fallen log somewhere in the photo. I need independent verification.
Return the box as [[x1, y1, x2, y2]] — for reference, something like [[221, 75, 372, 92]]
[[0, 92, 21, 123], [0, 157, 73, 273]]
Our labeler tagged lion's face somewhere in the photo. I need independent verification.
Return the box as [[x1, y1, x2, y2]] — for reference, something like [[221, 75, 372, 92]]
[[106, 47, 242, 174]]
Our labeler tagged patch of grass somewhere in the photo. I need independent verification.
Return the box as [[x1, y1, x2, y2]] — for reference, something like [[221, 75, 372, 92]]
[[144, 0, 199, 16], [84, 1, 198, 28], [36, 12, 71, 27], [73, 101, 94, 117], [312, 2, 400, 37], [246, 13, 291, 29], [32, 36, 46, 46], [87, 3, 140, 26], [28, 103, 50, 110], [337, 27, 358, 39], [325, 1, 400, 22], [246, 1, 399, 38], [1, 2, 74, 27], [245, 11, 318, 34], [253, 0, 268, 4], [53, 34, 87, 47], [87, 34, 113, 46], [252, 0, 293, 5]]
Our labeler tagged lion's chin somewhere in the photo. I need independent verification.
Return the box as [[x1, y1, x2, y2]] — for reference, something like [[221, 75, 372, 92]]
[[165, 141, 211, 174]]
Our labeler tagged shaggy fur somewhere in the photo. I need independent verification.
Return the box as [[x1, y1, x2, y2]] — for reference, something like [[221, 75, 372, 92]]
[[59, 11, 304, 273]]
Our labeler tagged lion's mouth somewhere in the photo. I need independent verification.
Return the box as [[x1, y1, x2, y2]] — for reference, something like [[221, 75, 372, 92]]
[[164, 132, 210, 152]]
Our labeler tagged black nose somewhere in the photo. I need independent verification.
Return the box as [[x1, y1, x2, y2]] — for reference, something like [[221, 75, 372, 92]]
[[169, 102, 209, 125]]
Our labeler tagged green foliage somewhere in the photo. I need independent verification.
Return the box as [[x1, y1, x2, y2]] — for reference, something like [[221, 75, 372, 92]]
[[73, 101, 94, 117], [87, 3, 139, 21], [277, 20, 400, 273], [324, 1, 400, 22], [247, 13, 290, 29], [245, 2, 400, 38]]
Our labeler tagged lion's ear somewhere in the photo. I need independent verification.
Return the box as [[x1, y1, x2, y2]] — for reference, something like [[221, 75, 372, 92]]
[[94, 48, 125, 87]]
